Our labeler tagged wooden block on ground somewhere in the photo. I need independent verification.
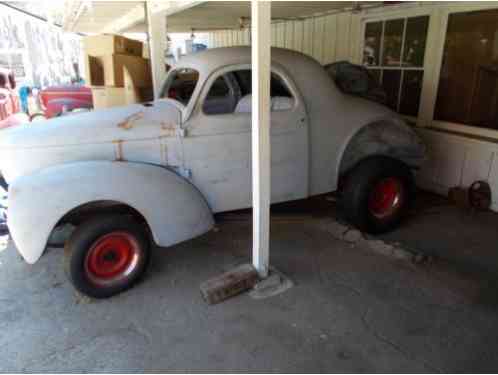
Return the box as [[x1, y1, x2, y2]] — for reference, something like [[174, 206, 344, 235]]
[[200, 263, 259, 305]]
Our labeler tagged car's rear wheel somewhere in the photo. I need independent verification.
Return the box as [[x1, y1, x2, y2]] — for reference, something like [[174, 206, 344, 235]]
[[340, 156, 414, 234], [64, 214, 150, 298]]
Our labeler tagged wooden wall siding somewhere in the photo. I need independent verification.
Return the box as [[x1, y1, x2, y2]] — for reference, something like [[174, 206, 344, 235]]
[[415, 128, 498, 211], [206, 12, 362, 65]]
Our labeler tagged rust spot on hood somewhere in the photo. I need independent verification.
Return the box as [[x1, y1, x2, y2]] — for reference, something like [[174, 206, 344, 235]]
[[117, 111, 144, 130], [112, 139, 124, 161]]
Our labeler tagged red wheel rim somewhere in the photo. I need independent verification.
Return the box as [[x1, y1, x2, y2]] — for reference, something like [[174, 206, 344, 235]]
[[368, 177, 404, 219], [84, 231, 140, 285]]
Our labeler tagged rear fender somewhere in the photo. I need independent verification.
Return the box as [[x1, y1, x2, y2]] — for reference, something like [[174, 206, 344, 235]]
[[338, 119, 426, 176], [8, 161, 214, 263]]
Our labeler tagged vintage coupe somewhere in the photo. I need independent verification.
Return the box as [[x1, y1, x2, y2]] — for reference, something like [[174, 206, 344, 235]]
[[0, 47, 425, 298]]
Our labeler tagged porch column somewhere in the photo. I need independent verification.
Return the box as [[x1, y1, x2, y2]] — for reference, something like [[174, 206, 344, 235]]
[[146, 1, 168, 98], [251, 0, 271, 278]]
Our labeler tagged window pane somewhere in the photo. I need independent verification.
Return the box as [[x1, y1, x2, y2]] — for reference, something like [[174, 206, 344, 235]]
[[403, 16, 429, 67], [382, 69, 401, 110], [160, 68, 199, 106], [363, 21, 382, 66], [400, 70, 423, 116], [270, 73, 292, 98], [383, 19, 404, 66], [434, 9, 498, 129], [206, 76, 229, 99], [204, 70, 295, 115], [204, 74, 235, 115]]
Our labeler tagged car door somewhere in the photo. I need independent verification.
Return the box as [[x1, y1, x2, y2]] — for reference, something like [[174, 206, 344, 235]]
[[182, 66, 251, 213], [268, 67, 309, 204], [182, 64, 309, 213]]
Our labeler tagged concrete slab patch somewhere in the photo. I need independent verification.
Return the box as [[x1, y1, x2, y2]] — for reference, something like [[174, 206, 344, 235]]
[[249, 267, 294, 300], [323, 218, 418, 264], [343, 229, 363, 243], [392, 247, 414, 261], [322, 220, 349, 239], [366, 239, 394, 257]]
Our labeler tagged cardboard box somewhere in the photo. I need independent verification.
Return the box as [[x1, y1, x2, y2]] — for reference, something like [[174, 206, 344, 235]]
[[83, 34, 143, 57], [86, 54, 152, 88], [91, 87, 127, 109], [91, 69, 154, 110], [91, 86, 153, 110]]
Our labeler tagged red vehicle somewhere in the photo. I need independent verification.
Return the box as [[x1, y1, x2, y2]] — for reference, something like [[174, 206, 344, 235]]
[[38, 85, 93, 118]]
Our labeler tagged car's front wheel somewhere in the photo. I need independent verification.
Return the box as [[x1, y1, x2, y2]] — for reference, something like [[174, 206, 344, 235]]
[[64, 214, 150, 298], [340, 156, 414, 234]]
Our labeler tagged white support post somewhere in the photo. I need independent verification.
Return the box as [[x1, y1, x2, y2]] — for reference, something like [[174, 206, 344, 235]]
[[146, 1, 168, 99], [251, 0, 271, 278]]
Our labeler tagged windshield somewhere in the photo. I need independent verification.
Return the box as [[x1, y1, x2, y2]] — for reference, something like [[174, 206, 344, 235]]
[[160, 68, 199, 107]]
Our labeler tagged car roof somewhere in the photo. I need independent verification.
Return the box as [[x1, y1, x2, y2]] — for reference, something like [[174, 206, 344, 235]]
[[171, 46, 344, 123], [173, 46, 322, 78]]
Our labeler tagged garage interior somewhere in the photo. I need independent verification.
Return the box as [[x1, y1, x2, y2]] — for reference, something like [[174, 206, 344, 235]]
[[2, 0, 498, 372]]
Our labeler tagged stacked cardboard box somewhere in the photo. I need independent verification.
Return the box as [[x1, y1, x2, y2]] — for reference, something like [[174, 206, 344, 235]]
[[83, 35, 153, 109]]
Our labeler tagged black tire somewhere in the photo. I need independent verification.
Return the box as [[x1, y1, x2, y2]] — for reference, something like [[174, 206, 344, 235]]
[[340, 156, 414, 234], [29, 113, 46, 122], [64, 214, 150, 298]]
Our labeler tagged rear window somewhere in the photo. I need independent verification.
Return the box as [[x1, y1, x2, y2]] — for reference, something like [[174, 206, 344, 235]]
[[160, 68, 199, 106]]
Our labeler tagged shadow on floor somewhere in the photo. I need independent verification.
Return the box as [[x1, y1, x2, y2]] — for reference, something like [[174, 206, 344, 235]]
[[2, 190, 498, 371], [217, 189, 498, 307]]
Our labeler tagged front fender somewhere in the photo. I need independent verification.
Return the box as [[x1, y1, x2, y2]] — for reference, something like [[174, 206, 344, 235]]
[[8, 161, 214, 264]]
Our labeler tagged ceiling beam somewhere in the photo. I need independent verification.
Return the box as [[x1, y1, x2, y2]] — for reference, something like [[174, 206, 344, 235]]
[[100, 3, 145, 33], [62, 0, 86, 31], [100, 0, 205, 34]]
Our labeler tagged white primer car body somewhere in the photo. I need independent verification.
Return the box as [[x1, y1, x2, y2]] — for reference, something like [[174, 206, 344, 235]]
[[0, 47, 425, 265]]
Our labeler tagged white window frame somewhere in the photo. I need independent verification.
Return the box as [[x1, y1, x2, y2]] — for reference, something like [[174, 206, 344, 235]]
[[359, 6, 432, 124], [359, 2, 498, 139], [423, 2, 498, 139]]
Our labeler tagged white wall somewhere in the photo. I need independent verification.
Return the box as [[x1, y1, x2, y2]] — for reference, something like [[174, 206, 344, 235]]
[[416, 129, 498, 211], [206, 12, 362, 65], [0, 4, 83, 88]]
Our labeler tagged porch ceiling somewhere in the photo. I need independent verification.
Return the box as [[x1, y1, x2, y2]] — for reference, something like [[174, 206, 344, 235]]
[[158, 1, 355, 32], [128, 1, 381, 33], [3, 1, 140, 33], [3, 1, 381, 34]]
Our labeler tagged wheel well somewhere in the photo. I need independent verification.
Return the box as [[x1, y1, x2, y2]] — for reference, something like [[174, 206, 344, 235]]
[[337, 155, 412, 194], [338, 119, 426, 179], [56, 200, 153, 240]]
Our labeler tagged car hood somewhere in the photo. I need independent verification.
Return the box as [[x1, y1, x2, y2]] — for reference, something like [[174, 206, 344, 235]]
[[0, 99, 182, 149]]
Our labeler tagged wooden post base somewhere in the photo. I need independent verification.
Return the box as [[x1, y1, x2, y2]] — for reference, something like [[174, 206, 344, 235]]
[[200, 263, 260, 305]]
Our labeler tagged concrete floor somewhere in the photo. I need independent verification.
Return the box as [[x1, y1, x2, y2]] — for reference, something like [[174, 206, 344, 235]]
[[1, 192, 498, 372]]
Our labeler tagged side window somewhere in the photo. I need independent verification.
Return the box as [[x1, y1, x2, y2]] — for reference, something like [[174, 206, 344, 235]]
[[203, 75, 235, 115], [160, 68, 199, 106], [203, 69, 295, 115], [206, 76, 230, 99]]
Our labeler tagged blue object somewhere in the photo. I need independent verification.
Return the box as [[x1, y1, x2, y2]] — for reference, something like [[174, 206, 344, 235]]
[[19, 86, 30, 114]]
